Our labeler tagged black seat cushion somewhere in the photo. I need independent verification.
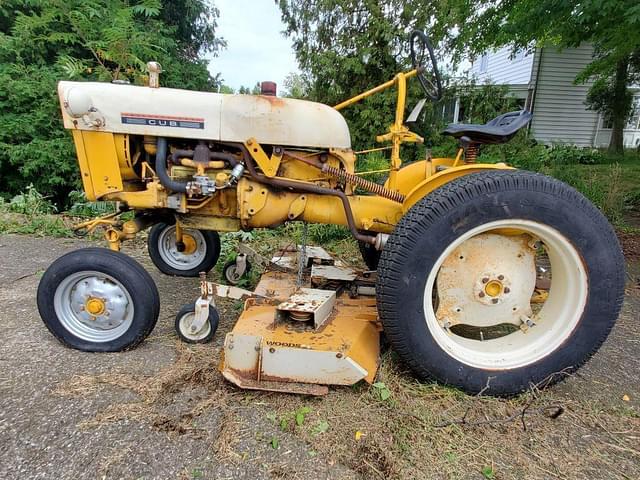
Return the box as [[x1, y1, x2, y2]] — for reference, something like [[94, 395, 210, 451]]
[[442, 110, 533, 144]]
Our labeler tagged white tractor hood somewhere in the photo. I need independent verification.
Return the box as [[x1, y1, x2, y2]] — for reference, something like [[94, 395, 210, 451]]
[[57, 81, 352, 149]]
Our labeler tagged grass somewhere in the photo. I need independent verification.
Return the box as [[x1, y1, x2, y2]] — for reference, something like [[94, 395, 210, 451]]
[[46, 231, 640, 479], [53, 338, 640, 479], [0, 212, 74, 237]]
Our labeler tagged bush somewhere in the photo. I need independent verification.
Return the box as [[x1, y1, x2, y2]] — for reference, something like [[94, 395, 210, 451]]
[[1, 185, 57, 215], [355, 151, 389, 184], [548, 163, 625, 223], [547, 145, 604, 165], [65, 191, 116, 218]]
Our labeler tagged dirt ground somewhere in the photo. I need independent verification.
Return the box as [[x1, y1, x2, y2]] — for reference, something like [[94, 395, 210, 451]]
[[0, 233, 639, 480]]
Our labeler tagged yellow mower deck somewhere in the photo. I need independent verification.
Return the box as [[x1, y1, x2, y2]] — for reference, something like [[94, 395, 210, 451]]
[[220, 269, 381, 396]]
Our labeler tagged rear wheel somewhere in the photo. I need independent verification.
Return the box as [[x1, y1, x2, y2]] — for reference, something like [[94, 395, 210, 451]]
[[148, 222, 220, 277], [377, 170, 625, 395], [37, 248, 160, 352]]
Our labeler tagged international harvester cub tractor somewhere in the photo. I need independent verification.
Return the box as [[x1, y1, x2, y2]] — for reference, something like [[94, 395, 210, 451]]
[[38, 32, 625, 396]]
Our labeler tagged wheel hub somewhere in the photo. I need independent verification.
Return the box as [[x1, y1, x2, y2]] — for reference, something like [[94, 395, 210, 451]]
[[85, 297, 106, 316], [158, 226, 207, 270], [180, 234, 198, 255], [436, 233, 536, 329], [69, 275, 130, 331]]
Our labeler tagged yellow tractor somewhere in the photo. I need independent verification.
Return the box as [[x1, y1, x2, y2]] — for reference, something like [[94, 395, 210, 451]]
[[37, 32, 625, 395]]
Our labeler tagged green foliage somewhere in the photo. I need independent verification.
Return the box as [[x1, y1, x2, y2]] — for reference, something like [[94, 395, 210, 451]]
[[311, 419, 330, 435], [372, 382, 392, 401], [585, 76, 634, 124], [0, 214, 73, 237], [0, 0, 224, 208], [481, 465, 496, 480], [355, 152, 389, 184], [278, 0, 447, 158], [281, 72, 310, 99], [2, 184, 56, 214], [66, 191, 116, 217]]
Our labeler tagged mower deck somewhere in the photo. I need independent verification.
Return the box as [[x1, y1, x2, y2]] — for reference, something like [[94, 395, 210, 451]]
[[220, 265, 381, 396]]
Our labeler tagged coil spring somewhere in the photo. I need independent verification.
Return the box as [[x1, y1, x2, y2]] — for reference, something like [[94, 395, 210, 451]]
[[465, 143, 480, 163], [321, 164, 405, 203]]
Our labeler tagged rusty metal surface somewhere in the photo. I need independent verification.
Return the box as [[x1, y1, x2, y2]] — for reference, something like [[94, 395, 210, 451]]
[[276, 288, 336, 329], [220, 269, 380, 393], [58, 81, 351, 148], [311, 264, 357, 283], [436, 233, 536, 329], [221, 369, 329, 396]]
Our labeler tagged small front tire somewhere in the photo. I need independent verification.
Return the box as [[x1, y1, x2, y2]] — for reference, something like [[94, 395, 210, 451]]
[[175, 303, 219, 344], [37, 248, 160, 352]]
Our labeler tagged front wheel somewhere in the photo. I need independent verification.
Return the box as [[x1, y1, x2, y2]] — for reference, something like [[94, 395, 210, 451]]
[[148, 223, 221, 277], [37, 248, 160, 352], [377, 170, 625, 395]]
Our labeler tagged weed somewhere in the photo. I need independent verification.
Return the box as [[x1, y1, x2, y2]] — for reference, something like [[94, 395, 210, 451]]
[[0, 212, 73, 237], [2, 184, 56, 215], [372, 382, 392, 401], [311, 420, 329, 435], [65, 190, 116, 217], [482, 465, 496, 479], [295, 406, 311, 426]]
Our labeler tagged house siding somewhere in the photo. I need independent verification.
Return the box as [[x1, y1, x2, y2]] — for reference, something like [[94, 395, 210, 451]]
[[469, 46, 533, 85], [529, 44, 599, 146]]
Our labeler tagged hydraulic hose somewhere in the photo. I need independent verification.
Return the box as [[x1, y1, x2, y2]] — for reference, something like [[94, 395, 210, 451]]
[[155, 137, 188, 193]]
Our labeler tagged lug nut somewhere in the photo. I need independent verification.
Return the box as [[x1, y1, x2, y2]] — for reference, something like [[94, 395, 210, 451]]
[[482, 277, 489, 283], [491, 298, 499, 304], [498, 275, 504, 280], [504, 287, 510, 294], [479, 292, 485, 298]]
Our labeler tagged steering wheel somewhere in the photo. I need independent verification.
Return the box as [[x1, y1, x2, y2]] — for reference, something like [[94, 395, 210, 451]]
[[410, 30, 443, 102]]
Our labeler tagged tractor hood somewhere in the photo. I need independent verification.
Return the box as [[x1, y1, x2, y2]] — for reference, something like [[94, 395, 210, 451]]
[[57, 81, 351, 149]]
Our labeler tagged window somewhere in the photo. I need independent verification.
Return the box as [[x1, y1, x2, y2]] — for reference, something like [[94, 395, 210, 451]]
[[625, 95, 640, 130], [601, 94, 640, 130], [479, 54, 489, 73]]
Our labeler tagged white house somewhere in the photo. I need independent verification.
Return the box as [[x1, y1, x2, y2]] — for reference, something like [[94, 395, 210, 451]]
[[465, 44, 640, 148]]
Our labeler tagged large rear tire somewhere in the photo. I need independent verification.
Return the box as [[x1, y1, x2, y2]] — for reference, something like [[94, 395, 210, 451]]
[[37, 248, 160, 352], [377, 170, 625, 395]]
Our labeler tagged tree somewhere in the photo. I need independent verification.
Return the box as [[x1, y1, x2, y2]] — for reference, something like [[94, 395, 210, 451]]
[[281, 72, 310, 99], [0, 0, 224, 205], [277, 1, 449, 154], [446, 0, 640, 154]]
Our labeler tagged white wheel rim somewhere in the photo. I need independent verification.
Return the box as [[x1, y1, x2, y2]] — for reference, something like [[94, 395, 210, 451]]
[[157, 225, 207, 270], [178, 311, 211, 341], [423, 219, 588, 370], [54, 271, 134, 343]]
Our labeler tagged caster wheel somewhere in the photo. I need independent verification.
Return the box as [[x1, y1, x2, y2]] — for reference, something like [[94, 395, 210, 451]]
[[222, 255, 252, 285], [37, 248, 160, 352], [175, 302, 219, 344], [148, 222, 221, 277]]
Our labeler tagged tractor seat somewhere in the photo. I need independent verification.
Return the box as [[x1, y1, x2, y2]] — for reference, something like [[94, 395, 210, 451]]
[[442, 110, 532, 145]]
